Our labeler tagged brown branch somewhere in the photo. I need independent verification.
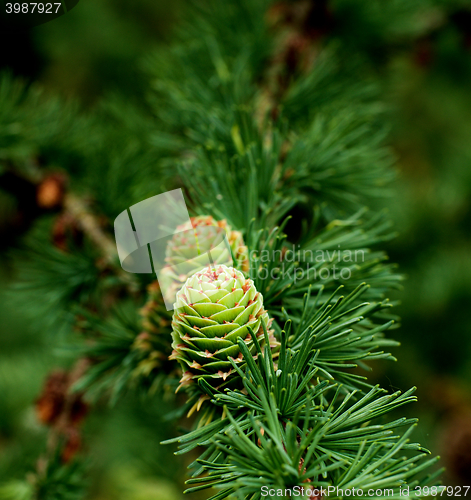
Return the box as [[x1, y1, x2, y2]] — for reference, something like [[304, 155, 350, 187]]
[[62, 194, 119, 265], [1, 162, 139, 291], [62, 193, 139, 292], [255, 0, 333, 126]]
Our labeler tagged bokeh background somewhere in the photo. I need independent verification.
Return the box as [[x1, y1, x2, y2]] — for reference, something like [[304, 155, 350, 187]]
[[1, 0, 471, 497]]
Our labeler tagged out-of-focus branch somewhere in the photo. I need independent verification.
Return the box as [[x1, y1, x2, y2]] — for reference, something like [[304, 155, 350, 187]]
[[1, 164, 138, 291], [35, 358, 90, 470], [62, 192, 139, 292], [256, 0, 333, 125], [62, 193, 119, 265]]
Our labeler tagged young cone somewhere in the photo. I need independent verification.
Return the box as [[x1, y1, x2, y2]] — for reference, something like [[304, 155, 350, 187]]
[[170, 265, 272, 389], [166, 216, 248, 271]]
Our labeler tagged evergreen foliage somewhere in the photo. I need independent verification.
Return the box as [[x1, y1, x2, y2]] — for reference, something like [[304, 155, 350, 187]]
[[1, 0, 460, 498]]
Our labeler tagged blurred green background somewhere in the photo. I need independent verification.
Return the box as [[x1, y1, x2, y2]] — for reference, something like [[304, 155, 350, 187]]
[[1, 0, 471, 496]]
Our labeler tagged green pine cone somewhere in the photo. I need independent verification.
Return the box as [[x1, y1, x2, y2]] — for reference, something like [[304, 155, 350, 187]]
[[159, 216, 249, 307], [165, 216, 249, 274], [170, 264, 271, 389]]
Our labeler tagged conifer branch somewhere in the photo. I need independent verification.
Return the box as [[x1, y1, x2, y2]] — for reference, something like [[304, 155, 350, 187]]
[[0, 0, 447, 496]]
